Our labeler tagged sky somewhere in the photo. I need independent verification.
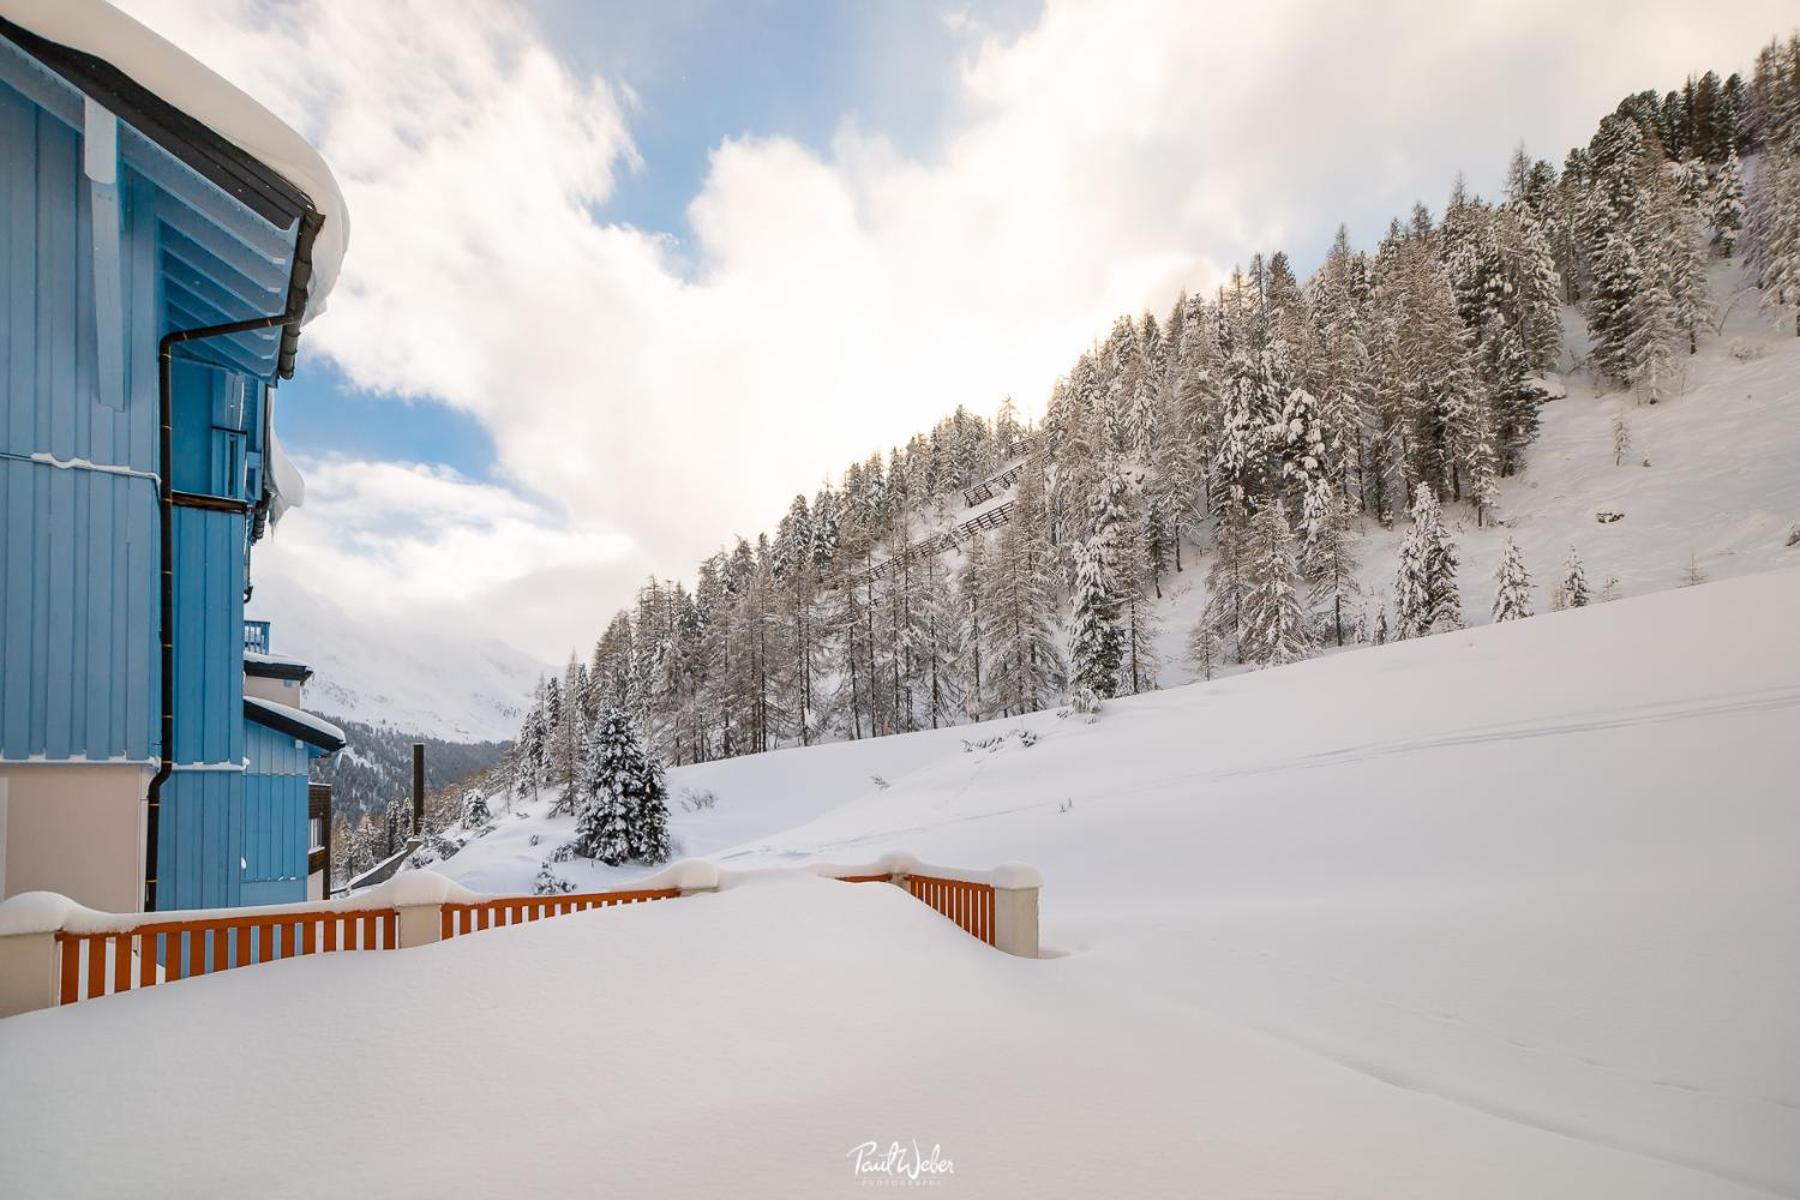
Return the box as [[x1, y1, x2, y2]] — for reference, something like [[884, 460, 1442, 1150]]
[[115, 0, 1795, 667]]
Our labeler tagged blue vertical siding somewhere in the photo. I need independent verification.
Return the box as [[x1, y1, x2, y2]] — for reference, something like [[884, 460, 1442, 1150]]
[[157, 505, 247, 910], [241, 719, 309, 906], [4, 38, 313, 914], [1, 77, 160, 763]]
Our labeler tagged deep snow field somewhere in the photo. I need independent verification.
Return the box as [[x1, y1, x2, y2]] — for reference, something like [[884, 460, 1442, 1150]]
[[3, 567, 1797, 1198]]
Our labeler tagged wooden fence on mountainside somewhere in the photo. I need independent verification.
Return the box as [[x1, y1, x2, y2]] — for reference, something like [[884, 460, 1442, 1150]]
[[961, 460, 1027, 508], [845, 499, 1017, 587]]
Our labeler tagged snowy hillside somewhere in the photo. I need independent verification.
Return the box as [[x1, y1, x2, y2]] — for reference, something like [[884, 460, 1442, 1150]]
[[8, 569, 1795, 1197], [246, 579, 543, 743]]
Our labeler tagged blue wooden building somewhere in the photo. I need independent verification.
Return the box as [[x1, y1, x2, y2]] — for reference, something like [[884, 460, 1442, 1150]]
[[0, 5, 349, 913]]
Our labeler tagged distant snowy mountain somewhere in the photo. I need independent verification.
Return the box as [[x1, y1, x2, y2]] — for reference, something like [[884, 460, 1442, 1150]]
[[246, 581, 543, 743]]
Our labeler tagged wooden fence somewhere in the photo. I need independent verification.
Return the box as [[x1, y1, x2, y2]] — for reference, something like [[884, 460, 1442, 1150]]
[[52, 907, 398, 1006], [845, 499, 1017, 587], [840, 871, 996, 946], [1, 859, 1038, 1016], [439, 888, 681, 939], [961, 461, 1026, 508]]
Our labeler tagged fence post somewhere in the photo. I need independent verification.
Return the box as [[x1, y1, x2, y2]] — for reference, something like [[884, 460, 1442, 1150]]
[[386, 870, 463, 949], [0, 931, 61, 1018], [395, 901, 443, 948], [990, 865, 1041, 959]]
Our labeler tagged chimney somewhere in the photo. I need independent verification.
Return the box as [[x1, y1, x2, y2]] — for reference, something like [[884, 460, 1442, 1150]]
[[411, 742, 425, 836]]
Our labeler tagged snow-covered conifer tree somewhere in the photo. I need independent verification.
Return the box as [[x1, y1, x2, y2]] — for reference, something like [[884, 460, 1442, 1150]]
[[1238, 501, 1313, 668], [1391, 484, 1462, 638], [1184, 616, 1219, 682], [1068, 534, 1123, 698], [1710, 148, 1745, 257], [572, 710, 671, 866], [462, 788, 490, 828], [1490, 537, 1534, 622], [984, 467, 1065, 715], [1555, 547, 1590, 610], [571, 715, 632, 865], [1300, 480, 1361, 647]]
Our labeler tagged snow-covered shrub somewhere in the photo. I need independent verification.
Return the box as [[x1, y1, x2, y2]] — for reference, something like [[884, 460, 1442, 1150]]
[[1729, 337, 1768, 361], [1070, 686, 1102, 721], [532, 866, 575, 896], [461, 788, 489, 827], [1787, 525, 1800, 548], [870, 775, 890, 790], [1014, 727, 1038, 748], [528, 833, 541, 847], [679, 788, 717, 813], [425, 832, 464, 861]]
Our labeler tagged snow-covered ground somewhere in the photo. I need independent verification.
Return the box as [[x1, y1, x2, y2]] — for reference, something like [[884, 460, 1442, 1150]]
[[5, 568, 1796, 1197]]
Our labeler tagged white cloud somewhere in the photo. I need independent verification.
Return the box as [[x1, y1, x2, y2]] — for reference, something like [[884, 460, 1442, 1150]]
[[258, 459, 631, 613], [120, 0, 1795, 664]]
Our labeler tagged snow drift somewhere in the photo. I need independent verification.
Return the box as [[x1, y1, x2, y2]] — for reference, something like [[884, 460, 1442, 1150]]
[[3, 569, 1796, 1197]]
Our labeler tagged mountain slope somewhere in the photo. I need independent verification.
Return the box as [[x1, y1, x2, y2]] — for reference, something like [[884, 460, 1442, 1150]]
[[246, 580, 544, 742], [9, 568, 1793, 1198]]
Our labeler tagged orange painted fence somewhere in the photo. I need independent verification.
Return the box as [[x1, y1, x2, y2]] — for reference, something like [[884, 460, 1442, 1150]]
[[2, 858, 1038, 1017], [53, 907, 398, 1006], [439, 888, 681, 939], [834, 871, 997, 947]]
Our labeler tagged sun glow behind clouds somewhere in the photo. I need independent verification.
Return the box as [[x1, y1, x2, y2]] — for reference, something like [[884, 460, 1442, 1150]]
[[119, 0, 1794, 661]]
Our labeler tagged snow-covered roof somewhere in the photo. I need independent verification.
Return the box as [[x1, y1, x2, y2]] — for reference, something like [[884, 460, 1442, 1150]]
[[244, 648, 312, 680], [244, 695, 345, 753], [0, 0, 348, 324]]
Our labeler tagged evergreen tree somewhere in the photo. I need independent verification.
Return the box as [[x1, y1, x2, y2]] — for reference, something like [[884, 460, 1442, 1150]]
[[1490, 537, 1534, 622], [1183, 615, 1219, 682], [1555, 547, 1590, 610], [907, 553, 963, 729], [570, 715, 632, 865], [1480, 321, 1540, 475], [956, 532, 992, 721], [572, 710, 671, 866], [1299, 480, 1361, 647], [1391, 484, 1462, 637], [1068, 534, 1124, 698], [462, 788, 490, 827], [1759, 152, 1800, 336], [984, 467, 1065, 715], [1710, 148, 1745, 256], [1238, 501, 1313, 668]]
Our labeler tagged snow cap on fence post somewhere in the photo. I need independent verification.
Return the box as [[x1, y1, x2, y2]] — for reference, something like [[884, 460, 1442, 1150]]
[[876, 851, 918, 888], [990, 864, 1041, 959], [655, 859, 720, 896], [381, 870, 471, 949], [0, 891, 75, 1017]]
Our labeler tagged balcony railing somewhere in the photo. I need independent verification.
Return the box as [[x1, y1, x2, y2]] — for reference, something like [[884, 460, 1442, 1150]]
[[244, 619, 271, 654]]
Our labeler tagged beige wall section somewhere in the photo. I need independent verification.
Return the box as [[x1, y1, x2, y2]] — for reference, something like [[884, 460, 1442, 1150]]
[[0, 765, 149, 914], [244, 674, 304, 706]]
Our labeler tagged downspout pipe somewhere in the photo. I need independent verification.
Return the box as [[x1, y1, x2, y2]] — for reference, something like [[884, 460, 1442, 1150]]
[[143, 209, 322, 913]]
